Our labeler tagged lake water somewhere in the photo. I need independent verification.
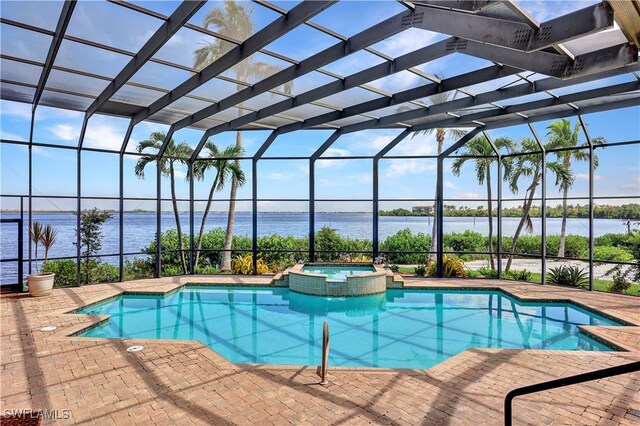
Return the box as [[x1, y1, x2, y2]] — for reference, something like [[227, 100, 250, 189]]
[[0, 212, 629, 284]]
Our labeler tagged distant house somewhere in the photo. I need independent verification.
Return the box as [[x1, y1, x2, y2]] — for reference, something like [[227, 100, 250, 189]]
[[412, 206, 433, 214]]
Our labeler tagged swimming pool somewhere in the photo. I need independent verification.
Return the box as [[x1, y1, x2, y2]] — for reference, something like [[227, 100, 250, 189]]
[[76, 286, 621, 369], [301, 265, 376, 281]]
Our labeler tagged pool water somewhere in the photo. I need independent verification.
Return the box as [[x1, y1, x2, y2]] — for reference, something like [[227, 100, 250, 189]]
[[301, 265, 376, 281], [77, 287, 621, 369]]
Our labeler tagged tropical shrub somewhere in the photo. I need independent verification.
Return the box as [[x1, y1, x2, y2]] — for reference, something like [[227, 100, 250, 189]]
[[194, 265, 222, 275], [507, 269, 532, 281], [43, 259, 77, 287], [546, 265, 588, 287], [123, 258, 155, 280], [595, 233, 639, 250], [389, 265, 400, 273], [592, 246, 634, 263], [314, 227, 372, 262], [477, 266, 499, 278], [44, 258, 122, 286], [443, 231, 486, 253], [338, 253, 372, 263], [380, 229, 430, 264], [605, 265, 632, 294], [414, 265, 427, 277], [231, 254, 271, 275], [163, 265, 184, 277], [426, 255, 466, 278]]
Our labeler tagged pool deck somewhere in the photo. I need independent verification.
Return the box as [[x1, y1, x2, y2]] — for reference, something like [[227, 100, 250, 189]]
[[1, 276, 639, 425]]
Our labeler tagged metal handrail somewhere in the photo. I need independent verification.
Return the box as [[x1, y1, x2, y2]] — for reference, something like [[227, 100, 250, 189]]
[[319, 321, 330, 385], [505, 360, 640, 426]]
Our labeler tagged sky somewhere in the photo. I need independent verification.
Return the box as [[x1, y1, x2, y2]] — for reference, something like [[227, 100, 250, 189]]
[[1, 0, 639, 213]]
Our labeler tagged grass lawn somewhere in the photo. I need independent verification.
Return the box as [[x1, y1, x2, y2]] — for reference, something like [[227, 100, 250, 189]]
[[520, 272, 640, 296], [396, 266, 640, 296]]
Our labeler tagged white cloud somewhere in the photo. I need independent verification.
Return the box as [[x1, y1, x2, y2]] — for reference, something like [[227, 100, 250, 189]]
[[47, 124, 79, 141], [84, 121, 126, 150], [388, 132, 439, 156], [350, 172, 372, 185], [384, 158, 437, 178], [31, 146, 74, 162], [0, 101, 32, 120], [376, 28, 441, 58], [575, 173, 602, 181], [0, 129, 27, 141], [452, 192, 481, 199], [263, 172, 298, 181], [324, 148, 350, 157], [618, 175, 640, 190], [317, 148, 350, 169], [172, 166, 187, 180], [445, 181, 456, 189]]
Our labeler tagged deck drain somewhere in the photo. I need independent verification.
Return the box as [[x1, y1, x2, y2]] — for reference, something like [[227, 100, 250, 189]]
[[40, 326, 57, 332], [126, 346, 143, 352]]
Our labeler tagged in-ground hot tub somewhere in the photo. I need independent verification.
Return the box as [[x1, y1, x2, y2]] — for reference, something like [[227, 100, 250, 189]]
[[287, 263, 387, 297]]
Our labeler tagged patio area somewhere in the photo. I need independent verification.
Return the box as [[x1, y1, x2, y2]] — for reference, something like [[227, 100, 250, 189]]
[[1, 278, 639, 425]]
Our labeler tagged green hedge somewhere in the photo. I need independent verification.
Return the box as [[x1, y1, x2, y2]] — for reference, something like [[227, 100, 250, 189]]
[[43, 228, 635, 285]]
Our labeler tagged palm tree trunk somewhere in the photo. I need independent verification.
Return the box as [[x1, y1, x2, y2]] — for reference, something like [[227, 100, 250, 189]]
[[429, 132, 445, 261], [487, 169, 495, 270], [170, 163, 188, 274], [221, 130, 241, 271], [557, 186, 569, 257], [194, 173, 220, 267], [505, 178, 538, 272]]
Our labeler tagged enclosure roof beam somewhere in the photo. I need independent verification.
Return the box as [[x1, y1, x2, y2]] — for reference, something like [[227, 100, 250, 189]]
[[446, 38, 637, 79], [411, 2, 614, 52], [276, 64, 521, 135], [186, 5, 422, 162], [196, 38, 636, 142], [440, 128, 483, 158], [481, 130, 501, 157], [85, 0, 205, 119], [32, 0, 76, 112], [374, 128, 413, 159], [411, 0, 499, 13], [252, 131, 279, 161], [194, 38, 457, 144], [332, 65, 640, 134], [477, 94, 640, 131], [132, 0, 336, 126], [310, 130, 344, 161], [408, 81, 640, 133]]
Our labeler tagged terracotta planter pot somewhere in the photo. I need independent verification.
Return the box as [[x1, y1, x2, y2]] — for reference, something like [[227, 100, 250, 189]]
[[27, 273, 55, 297]]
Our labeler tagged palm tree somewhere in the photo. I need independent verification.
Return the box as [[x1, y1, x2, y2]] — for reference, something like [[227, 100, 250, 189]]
[[194, 0, 292, 271], [407, 82, 470, 261], [451, 136, 514, 269], [191, 142, 245, 267], [504, 137, 571, 272], [546, 119, 604, 257], [135, 131, 193, 274], [411, 111, 466, 261]]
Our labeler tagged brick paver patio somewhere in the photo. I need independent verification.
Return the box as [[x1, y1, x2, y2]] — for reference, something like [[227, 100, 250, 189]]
[[1, 277, 639, 425]]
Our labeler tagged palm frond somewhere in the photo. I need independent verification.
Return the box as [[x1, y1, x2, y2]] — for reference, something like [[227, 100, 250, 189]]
[[134, 155, 156, 179], [524, 213, 534, 234]]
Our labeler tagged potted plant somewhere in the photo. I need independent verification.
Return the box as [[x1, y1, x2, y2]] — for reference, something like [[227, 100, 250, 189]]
[[27, 222, 58, 296]]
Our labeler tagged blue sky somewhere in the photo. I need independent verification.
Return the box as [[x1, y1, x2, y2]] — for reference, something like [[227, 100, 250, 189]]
[[1, 0, 639, 212]]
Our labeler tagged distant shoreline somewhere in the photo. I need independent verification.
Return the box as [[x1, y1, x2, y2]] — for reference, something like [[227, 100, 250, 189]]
[[1, 209, 638, 220]]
